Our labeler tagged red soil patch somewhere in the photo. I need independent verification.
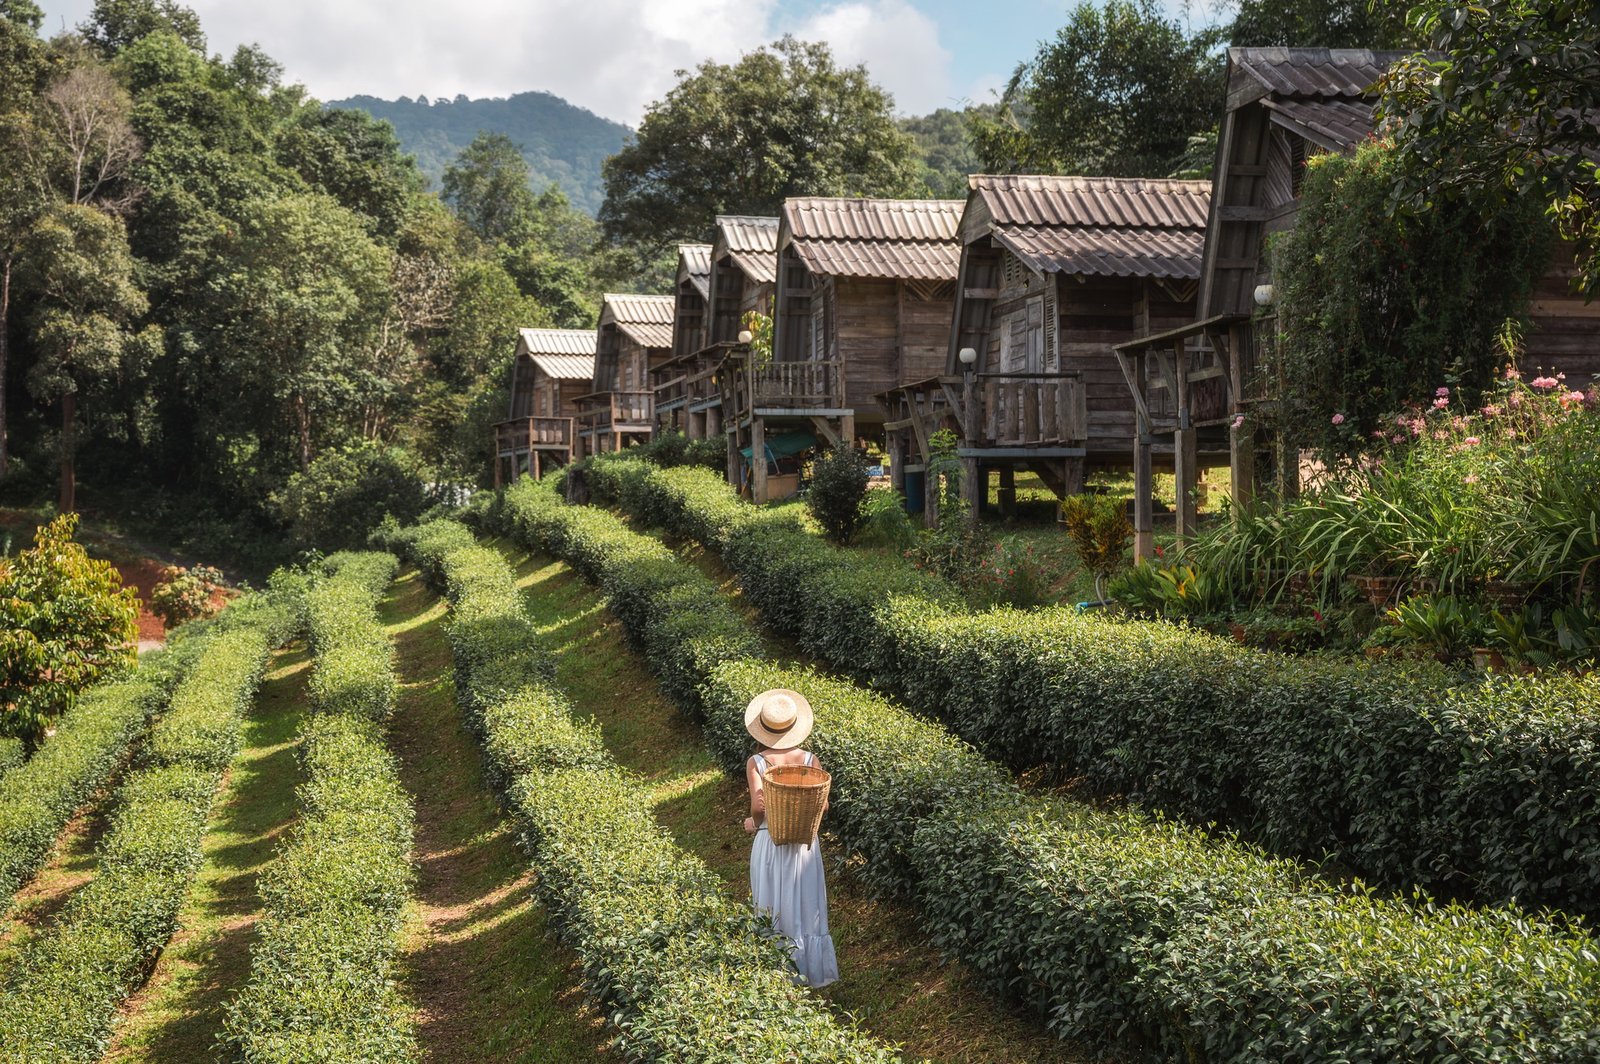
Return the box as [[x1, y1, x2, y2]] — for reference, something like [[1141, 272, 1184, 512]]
[[111, 556, 173, 643]]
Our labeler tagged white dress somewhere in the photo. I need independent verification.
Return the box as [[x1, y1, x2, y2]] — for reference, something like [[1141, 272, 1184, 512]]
[[750, 752, 840, 988]]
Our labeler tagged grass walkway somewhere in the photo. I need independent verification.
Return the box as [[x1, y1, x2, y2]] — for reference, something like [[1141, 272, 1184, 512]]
[[498, 538, 1091, 1064], [102, 646, 310, 1062], [0, 778, 116, 973], [381, 570, 616, 1063]]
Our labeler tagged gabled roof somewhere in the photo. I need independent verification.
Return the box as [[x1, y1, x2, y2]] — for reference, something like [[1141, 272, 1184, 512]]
[[1229, 47, 1412, 151], [783, 198, 964, 282], [517, 328, 597, 358], [966, 175, 1211, 280], [601, 292, 675, 350], [678, 244, 713, 300], [714, 215, 780, 285], [528, 354, 594, 381]]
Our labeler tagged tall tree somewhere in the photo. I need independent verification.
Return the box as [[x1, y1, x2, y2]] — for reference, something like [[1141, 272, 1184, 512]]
[[82, 0, 204, 56], [1380, 0, 1600, 297], [18, 204, 161, 512], [1229, 0, 1412, 49], [0, 0, 47, 479], [971, 0, 1225, 177], [599, 37, 919, 259], [441, 131, 539, 244]]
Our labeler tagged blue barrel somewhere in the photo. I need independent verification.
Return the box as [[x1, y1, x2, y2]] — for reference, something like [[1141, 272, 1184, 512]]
[[903, 471, 925, 514]]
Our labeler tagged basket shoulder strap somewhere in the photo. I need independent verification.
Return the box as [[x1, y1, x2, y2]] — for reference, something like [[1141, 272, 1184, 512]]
[[754, 753, 768, 774], [804, 752, 814, 768]]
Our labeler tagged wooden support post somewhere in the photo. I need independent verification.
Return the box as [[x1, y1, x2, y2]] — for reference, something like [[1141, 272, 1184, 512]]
[[1134, 433, 1154, 562], [889, 432, 906, 496], [751, 417, 768, 504], [925, 462, 940, 528], [493, 435, 502, 488], [726, 428, 742, 494], [532, 449, 542, 481], [1062, 457, 1085, 497], [998, 465, 1016, 516], [840, 413, 856, 451], [961, 456, 981, 519], [1175, 426, 1199, 542], [1230, 422, 1255, 513]]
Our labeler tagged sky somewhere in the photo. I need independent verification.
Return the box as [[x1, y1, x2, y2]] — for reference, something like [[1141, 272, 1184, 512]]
[[34, 1, 1228, 125]]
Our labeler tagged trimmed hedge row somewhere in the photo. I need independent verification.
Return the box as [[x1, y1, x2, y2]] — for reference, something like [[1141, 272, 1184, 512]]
[[0, 738, 22, 778], [0, 625, 274, 1062], [379, 519, 901, 1063], [0, 645, 199, 913], [221, 552, 415, 1063], [497, 476, 1600, 1064], [585, 457, 1600, 915]]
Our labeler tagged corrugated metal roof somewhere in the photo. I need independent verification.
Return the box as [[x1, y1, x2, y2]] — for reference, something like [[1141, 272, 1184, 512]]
[[969, 175, 1212, 230], [785, 198, 964, 243], [518, 328, 597, 357], [967, 175, 1210, 279], [528, 354, 594, 381], [783, 198, 964, 281], [717, 215, 779, 254], [1231, 47, 1410, 99], [726, 249, 777, 285], [616, 321, 674, 349], [1262, 96, 1377, 152], [600, 292, 674, 350], [993, 226, 1206, 281], [679, 244, 712, 300]]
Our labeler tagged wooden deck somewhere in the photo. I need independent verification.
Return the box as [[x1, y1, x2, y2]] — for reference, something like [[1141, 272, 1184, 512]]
[[494, 416, 576, 483]]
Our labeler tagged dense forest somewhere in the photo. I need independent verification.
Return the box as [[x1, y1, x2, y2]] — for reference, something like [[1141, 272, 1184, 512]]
[[327, 91, 630, 214]]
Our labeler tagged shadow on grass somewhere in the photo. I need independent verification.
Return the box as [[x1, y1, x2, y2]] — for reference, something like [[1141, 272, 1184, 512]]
[[106, 647, 310, 1062], [381, 570, 614, 1064]]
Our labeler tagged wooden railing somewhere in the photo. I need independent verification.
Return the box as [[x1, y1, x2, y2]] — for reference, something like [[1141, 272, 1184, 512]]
[[577, 390, 654, 434], [977, 373, 1087, 446], [494, 416, 574, 454]]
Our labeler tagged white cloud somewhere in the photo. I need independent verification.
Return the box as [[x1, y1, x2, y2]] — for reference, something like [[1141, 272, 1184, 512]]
[[785, 0, 954, 115], [38, 0, 960, 123]]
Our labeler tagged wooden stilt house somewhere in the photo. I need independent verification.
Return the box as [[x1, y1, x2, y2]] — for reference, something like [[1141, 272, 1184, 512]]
[[1113, 47, 1600, 559], [574, 293, 674, 456], [883, 175, 1209, 523], [652, 244, 721, 439], [493, 327, 595, 484], [764, 198, 964, 505]]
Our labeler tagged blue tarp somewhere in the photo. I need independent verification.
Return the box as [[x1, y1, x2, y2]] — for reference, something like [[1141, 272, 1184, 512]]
[[739, 430, 817, 462]]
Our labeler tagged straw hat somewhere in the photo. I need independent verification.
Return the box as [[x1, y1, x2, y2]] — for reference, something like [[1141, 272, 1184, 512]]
[[744, 688, 813, 750]]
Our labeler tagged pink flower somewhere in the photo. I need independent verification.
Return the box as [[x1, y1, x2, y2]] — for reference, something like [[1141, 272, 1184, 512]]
[[1464, 474, 1479, 484], [1505, 366, 1521, 380], [1531, 376, 1559, 389], [1464, 436, 1481, 446], [1396, 414, 1409, 426], [1331, 413, 1346, 425], [1232, 414, 1245, 429], [1435, 386, 1450, 398], [1432, 396, 1449, 409], [1559, 389, 1587, 409], [1481, 405, 1501, 418]]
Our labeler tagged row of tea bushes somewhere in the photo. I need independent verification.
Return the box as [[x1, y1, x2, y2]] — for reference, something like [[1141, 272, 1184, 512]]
[[221, 552, 416, 1063], [497, 477, 1600, 1064], [0, 624, 276, 1062], [0, 737, 22, 778], [587, 457, 1600, 916], [0, 614, 235, 913], [379, 520, 900, 1063]]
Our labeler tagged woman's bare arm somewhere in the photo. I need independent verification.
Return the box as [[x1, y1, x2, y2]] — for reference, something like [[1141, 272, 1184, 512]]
[[743, 756, 765, 833]]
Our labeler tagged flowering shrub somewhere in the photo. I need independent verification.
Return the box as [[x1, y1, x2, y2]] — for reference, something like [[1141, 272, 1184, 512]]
[[148, 564, 226, 628], [975, 539, 1050, 608]]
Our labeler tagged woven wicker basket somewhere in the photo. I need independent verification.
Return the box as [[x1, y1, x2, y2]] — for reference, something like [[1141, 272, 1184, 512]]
[[763, 764, 831, 847]]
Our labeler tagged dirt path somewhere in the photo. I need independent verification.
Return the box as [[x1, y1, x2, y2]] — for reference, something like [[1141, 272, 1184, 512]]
[[381, 570, 615, 1063], [500, 542, 1092, 1064], [105, 646, 311, 1061]]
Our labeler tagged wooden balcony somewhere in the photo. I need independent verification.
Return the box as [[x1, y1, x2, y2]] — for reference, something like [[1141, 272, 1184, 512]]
[[494, 416, 575, 456], [576, 390, 654, 438], [724, 356, 846, 424], [975, 373, 1088, 447]]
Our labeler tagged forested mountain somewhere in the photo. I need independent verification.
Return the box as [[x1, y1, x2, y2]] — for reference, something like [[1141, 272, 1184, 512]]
[[328, 91, 630, 214]]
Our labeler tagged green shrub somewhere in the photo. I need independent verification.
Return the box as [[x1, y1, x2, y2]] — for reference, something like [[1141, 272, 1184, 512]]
[[270, 442, 430, 553], [0, 625, 272, 1062], [806, 446, 870, 544], [0, 514, 140, 742], [499, 481, 1600, 1064], [1058, 493, 1132, 599], [222, 551, 415, 1062], [601, 457, 1600, 915], [0, 738, 20, 778], [388, 518, 897, 1063], [147, 563, 226, 628]]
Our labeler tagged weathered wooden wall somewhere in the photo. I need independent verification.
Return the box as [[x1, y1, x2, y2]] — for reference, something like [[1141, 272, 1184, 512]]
[[1525, 245, 1600, 384], [835, 278, 898, 416], [897, 281, 956, 383]]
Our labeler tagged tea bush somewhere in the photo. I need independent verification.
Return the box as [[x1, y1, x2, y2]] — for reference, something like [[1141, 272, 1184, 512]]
[[0, 738, 20, 778], [0, 625, 274, 1062], [496, 478, 1600, 1063], [806, 446, 871, 544], [590, 457, 1600, 915], [386, 518, 898, 1063], [222, 551, 415, 1062]]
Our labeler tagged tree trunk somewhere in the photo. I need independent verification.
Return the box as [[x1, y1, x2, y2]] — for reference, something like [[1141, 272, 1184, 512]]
[[59, 390, 76, 514], [293, 392, 313, 473], [0, 255, 10, 480]]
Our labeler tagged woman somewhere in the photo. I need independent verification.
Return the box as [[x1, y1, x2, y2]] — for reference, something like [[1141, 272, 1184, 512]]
[[742, 688, 839, 989]]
